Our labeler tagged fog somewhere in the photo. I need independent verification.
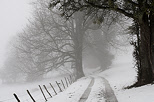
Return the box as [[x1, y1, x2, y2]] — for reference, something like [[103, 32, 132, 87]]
[[0, 0, 32, 69], [0, 0, 134, 102], [0, 0, 133, 87]]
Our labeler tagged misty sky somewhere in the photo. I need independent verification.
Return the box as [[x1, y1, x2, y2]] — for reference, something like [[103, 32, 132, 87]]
[[0, 0, 32, 68]]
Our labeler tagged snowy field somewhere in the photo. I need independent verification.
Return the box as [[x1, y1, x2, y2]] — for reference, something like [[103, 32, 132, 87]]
[[0, 73, 73, 102]]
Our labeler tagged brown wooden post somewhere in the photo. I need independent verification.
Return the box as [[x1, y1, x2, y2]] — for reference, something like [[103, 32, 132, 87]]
[[13, 93, 20, 102], [49, 83, 57, 95], [43, 85, 52, 98], [61, 79, 65, 89], [65, 77, 68, 87], [27, 90, 36, 102], [38, 85, 47, 101], [56, 81, 62, 92]]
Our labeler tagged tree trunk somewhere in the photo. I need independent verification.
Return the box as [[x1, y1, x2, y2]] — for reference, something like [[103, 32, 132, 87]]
[[74, 43, 84, 79], [135, 13, 154, 86], [74, 30, 85, 79], [73, 12, 85, 79], [150, 12, 154, 74]]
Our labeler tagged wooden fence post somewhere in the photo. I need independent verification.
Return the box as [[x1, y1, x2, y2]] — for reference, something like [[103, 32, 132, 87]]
[[65, 77, 68, 87], [56, 81, 62, 92], [13, 93, 20, 102], [61, 79, 65, 89], [43, 85, 52, 98], [67, 77, 71, 85], [49, 83, 57, 95], [38, 85, 47, 101], [27, 90, 36, 102]]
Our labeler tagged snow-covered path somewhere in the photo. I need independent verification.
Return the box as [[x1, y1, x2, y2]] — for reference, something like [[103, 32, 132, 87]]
[[47, 76, 118, 102], [79, 77, 94, 102], [100, 77, 118, 102]]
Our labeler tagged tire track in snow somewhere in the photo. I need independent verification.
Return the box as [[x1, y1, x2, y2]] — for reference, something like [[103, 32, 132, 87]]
[[79, 77, 95, 102], [100, 77, 118, 102]]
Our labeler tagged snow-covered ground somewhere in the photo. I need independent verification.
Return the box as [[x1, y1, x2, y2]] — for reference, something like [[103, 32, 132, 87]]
[[85, 76, 105, 102], [98, 61, 154, 102], [1, 46, 154, 102], [47, 46, 154, 102], [0, 74, 72, 102], [47, 77, 92, 102], [98, 46, 154, 102]]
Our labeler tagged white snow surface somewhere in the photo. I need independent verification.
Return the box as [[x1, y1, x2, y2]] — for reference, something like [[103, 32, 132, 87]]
[[85, 76, 105, 102], [98, 65, 154, 102], [46, 64, 154, 102], [0, 74, 71, 102], [48, 77, 91, 102], [47, 47, 154, 102]]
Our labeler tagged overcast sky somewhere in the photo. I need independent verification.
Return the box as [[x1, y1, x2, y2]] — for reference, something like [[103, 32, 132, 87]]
[[0, 0, 33, 68]]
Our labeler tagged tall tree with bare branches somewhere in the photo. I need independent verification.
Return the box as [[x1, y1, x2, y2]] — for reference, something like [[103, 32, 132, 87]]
[[49, 0, 154, 86]]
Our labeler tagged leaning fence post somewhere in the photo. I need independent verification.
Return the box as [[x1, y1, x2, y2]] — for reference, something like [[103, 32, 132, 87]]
[[13, 93, 20, 102], [43, 85, 52, 98], [61, 79, 65, 89], [27, 90, 36, 102], [65, 77, 68, 87], [38, 85, 47, 101], [56, 81, 62, 92], [67, 77, 71, 85], [49, 83, 57, 95]]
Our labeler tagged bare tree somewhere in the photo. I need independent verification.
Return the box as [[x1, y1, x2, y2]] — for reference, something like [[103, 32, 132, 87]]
[[49, 0, 154, 86], [3, 0, 127, 82]]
